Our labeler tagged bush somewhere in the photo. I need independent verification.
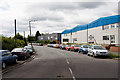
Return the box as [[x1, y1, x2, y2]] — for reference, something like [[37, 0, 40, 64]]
[[2, 36, 25, 51]]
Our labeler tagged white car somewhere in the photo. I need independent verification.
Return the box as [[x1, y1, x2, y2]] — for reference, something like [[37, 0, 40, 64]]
[[87, 45, 109, 58]]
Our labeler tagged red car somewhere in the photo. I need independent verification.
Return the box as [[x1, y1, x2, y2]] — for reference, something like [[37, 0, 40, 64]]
[[70, 45, 80, 52], [73, 45, 81, 52], [65, 45, 71, 51], [70, 45, 75, 51]]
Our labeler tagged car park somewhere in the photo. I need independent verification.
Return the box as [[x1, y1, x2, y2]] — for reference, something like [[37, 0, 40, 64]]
[[87, 45, 109, 58], [65, 45, 71, 51], [24, 46, 34, 55], [0, 50, 18, 69], [11, 48, 31, 60], [78, 45, 89, 54]]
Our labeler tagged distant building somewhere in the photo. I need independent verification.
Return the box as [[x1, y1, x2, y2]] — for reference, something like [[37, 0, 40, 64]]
[[38, 33, 61, 44], [61, 15, 120, 46]]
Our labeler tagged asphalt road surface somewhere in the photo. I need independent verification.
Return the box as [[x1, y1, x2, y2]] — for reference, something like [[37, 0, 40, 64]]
[[3, 46, 118, 79]]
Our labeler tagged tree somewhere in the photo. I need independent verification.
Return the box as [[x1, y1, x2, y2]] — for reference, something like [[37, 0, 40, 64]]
[[27, 35, 35, 42], [35, 31, 41, 41], [14, 33, 23, 40]]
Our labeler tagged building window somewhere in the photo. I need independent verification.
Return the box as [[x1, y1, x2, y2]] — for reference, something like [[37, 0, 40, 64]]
[[102, 25, 109, 30], [116, 23, 120, 28], [73, 38, 77, 41], [111, 24, 115, 28], [103, 35, 109, 40], [63, 39, 69, 42], [110, 35, 115, 43]]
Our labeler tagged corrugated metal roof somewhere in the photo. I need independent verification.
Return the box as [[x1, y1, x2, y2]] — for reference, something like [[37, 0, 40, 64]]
[[61, 15, 120, 34]]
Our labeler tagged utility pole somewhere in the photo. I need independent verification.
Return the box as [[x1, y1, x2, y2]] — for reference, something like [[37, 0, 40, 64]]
[[15, 19, 16, 38], [23, 31, 25, 38], [14, 19, 17, 47], [29, 21, 31, 36]]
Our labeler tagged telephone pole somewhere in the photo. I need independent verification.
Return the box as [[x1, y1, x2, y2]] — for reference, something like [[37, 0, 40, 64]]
[[23, 31, 25, 38], [15, 19, 16, 38]]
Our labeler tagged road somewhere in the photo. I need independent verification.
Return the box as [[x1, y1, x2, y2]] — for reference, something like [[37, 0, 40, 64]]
[[3, 46, 118, 79]]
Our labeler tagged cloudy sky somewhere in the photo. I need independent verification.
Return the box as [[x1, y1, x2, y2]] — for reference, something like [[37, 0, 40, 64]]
[[0, 0, 119, 37]]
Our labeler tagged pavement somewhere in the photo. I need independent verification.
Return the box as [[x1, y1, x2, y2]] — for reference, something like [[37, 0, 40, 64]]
[[2, 46, 119, 79]]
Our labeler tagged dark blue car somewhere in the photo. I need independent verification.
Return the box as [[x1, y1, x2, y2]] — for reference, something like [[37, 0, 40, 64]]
[[0, 50, 18, 69], [78, 45, 89, 54]]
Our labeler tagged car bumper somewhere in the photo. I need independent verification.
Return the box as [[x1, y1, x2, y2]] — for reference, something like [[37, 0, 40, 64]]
[[96, 54, 109, 56]]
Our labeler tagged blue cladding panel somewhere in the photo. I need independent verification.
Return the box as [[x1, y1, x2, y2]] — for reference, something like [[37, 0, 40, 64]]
[[61, 15, 120, 34]]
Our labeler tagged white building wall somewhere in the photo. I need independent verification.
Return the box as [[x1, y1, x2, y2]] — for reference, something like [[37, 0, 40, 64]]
[[72, 30, 87, 43], [62, 23, 120, 45]]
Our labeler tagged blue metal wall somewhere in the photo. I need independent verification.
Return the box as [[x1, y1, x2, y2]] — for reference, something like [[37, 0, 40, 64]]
[[61, 15, 120, 34]]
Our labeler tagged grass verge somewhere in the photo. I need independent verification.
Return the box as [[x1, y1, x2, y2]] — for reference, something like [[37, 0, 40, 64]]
[[108, 52, 120, 59]]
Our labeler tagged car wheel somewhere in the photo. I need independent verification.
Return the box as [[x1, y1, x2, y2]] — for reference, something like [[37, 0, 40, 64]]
[[2, 62, 6, 69], [87, 53, 90, 56], [15, 58, 18, 64]]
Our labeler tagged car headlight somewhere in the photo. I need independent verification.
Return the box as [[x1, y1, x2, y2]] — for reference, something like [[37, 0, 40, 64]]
[[96, 51, 100, 54]]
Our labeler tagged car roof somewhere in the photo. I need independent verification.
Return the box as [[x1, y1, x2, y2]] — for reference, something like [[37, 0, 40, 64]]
[[0, 50, 9, 52]]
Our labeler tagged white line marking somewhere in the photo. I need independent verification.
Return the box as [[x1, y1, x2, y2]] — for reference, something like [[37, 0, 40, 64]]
[[66, 58, 69, 64], [69, 68, 76, 80]]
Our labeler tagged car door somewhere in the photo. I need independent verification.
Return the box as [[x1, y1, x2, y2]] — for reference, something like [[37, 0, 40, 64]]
[[6, 51, 14, 63], [2, 51, 11, 63]]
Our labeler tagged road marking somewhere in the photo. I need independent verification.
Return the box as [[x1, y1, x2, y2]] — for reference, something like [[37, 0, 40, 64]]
[[69, 68, 76, 80], [66, 58, 69, 64], [57, 50, 76, 80]]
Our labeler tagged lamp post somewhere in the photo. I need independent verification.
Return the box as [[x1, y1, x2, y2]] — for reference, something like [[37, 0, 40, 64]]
[[29, 20, 38, 45], [29, 20, 38, 36]]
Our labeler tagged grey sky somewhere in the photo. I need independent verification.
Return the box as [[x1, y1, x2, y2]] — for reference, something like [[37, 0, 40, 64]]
[[0, 0, 118, 37]]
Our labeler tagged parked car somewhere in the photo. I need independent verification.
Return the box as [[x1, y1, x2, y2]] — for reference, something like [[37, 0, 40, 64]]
[[60, 45, 66, 49], [11, 48, 31, 60], [87, 45, 109, 58], [55, 44, 60, 48], [38, 43, 43, 46], [0, 50, 18, 69], [73, 45, 81, 52], [65, 45, 71, 51], [70, 45, 75, 51], [24, 46, 34, 55], [78, 45, 89, 54]]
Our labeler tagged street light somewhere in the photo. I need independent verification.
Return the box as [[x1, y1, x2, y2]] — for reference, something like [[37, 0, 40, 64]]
[[29, 20, 38, 36], [29, 20, 38, 46]]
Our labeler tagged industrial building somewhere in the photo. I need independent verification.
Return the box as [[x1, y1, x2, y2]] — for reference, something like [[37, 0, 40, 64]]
[[38, 33, 61, 44], [61, 15, 120, 46]]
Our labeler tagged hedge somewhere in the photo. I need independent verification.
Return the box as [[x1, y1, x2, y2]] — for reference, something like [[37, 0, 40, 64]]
[[2, 36, 25, 51]]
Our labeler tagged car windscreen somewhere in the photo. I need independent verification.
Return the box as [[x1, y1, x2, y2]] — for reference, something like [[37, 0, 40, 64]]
[[75, 45, 80, 47], [94, 46, 105, 50], [83, 45, 89, 48]]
